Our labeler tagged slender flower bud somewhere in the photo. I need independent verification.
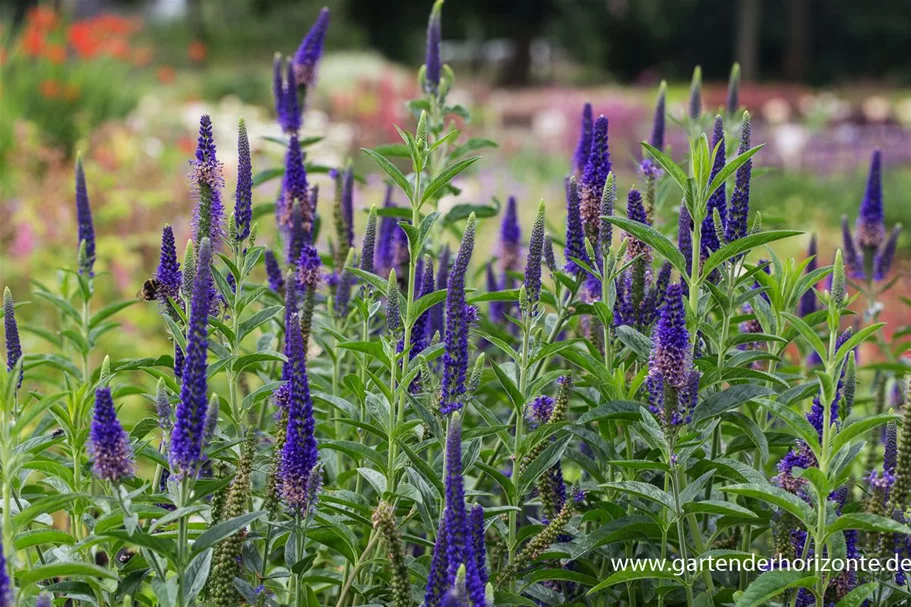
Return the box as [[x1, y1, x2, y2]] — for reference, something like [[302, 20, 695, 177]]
[[386, 270, 401, 337], [204, 393, 220, 450], [650, 81, 667, 151], [726, 63, 741, 117], [701, 116, 727, 257], [885, 420, 898, 477], [3, 288, 22, 390], [573, 103, 593, 174], [580, 116, 611, 243], [888, 381, 911, 513], [524, 200, 546, 312], [499, 499, 575, 583], [799, 234, 818, 317], [441, 216, 477, 415], [156, 379, 172, 433], [874, 224, 901, 280], [174, 342, 185, 382], [688, 66, 702, 121], [843, 351, 856, 419], [360, 205, 378, 274], [170, 237, 214, 479], [564, 177, 589, 273], [424, 1, 443, 94], [374, 502, 411, 607], [293, 7, 330, 89], [265, 249, 285, 294], [542, 233, 556, 273], [600, 172, 616, 253], [75, 154, 96, 277], [90, 387, 133, 483], [181, 240, 196, 304], [856, 148, 885, 251], [233, 119, 253, 241], [333, 164, 356, 270], [191, 116, 225, 247], [831, 249, 846, 308], [156, 225, 182, 305], [725, 111, 752, 244]]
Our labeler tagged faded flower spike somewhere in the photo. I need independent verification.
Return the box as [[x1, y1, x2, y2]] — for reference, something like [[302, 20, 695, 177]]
[[441, 214, 477, 415], [191, 115, 225, 246], [293, 7, 330, 90], [573, 102, 593, 175], [169, 237, 214, 479], [424, 0, 443, 94], [647, 283, 700, 427], [90, 387, 133, 483], [233, 118, 253, 241], [373, 502, 411, 607], [580, 115, 611, 243], [3, 288, 22, 390], [75, 154, 96, 277]]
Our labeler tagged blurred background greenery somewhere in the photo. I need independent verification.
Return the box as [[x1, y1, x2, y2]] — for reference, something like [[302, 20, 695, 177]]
[[2, 0, 911, 365]]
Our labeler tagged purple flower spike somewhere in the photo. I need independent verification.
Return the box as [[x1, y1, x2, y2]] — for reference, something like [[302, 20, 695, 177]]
[[169, 237, 214, 479], [431, 245, 451, 339], [190, 116, 225, 246], [469, 504, 488, 587], [293, 7, 330, 89], [525, 201, 546, 312], [265, 250, 285, 294], [3, 288, 22, 390], [233, 119, 253, 241], [678, 204, 693, 275], [298, 244, 322, 290], [441, 216, 477, 415], [573, 103, 593, 174], [855, 148, 885, 251], [841, 215, 863, 279], [90, 387, 133, 483], [424, 1, 443, 94], [425, 515, 451, 607], [564, 177, 589, 274], [75, 155, 96, 277], [375, 185, 398, 276], [647, 283, 700, 427], [885, 420, 898, 476], [156, 225, 182, 303], [580, 116, 611, 241], [725, 111, 752, 244], [412, 258, 435, 356], [799, 235, 818, 317], [486, 262, 503, 323], [649, 81, 667, 151], [701, 116, 727, 257], [806, 328, 853, 439], [874, 225, 901, 280], [526, 395, 555, 428], [0, 539, 9, 607], [280, 302, 319, 513], [499, 196, 522, 273]]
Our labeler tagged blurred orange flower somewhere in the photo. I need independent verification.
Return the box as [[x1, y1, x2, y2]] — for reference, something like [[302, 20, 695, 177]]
[[21, 26, 45, 57], [132, 46, 154, 67], [156, 65, 176, 84], [68, 22, 100, 59], [104, 37, 130, 60], [28, 6, 58, 30], [187, 40, 207, 63], [45, 43, 66, 65], [39, 79, 61, 98]]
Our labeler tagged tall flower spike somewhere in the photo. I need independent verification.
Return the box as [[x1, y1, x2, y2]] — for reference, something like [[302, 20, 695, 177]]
[[725, 111, 752, 244], [169, 237, 214, 478], [485, 262, 503, 324], [360, 205, 378, 275], [678, 203, 693, 275], [333, 164, 355, 269], [885, 420, 898, 477], [856, 148, 885, 251], [293, 7, 330, 89], [90, 387, 133, 483], [701, 115, 727, 257], [191, 115, 225, 246], [524, 200, 546, 313], [3, 288, 22, 390], [373, 502, 412, 607], [580, 115, 610, 242], [799, 235, 818, 317], [499, 196, 522, 273], [376, 185, 398, 275], [875, 224, 901, 281], [386, 270, 401, 338], [181, 240, 196, 305], [649, 81, 667, 151], [573, 103, 593, 175], [726, 62, 741, 117], [600, 172, 616, 253], [75, 154, 96, 277], [841, 215, 863, 279], [469, 504, 488, 588], [277, 135, 310, 239], [563, 176, 589, 273], [233, 118, 253, 241], [688, 65, 702, 121], [647, 283, 698, 426], [264, 249, 285, 294], [424, 0, 443, 94], [412, 256, 435, 357], [156, 378, 172, 433], [441, 215, 476, 415], [156, 225, 182, 304], [431, 244, 451, 339], [280, 308, 319, 513]]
